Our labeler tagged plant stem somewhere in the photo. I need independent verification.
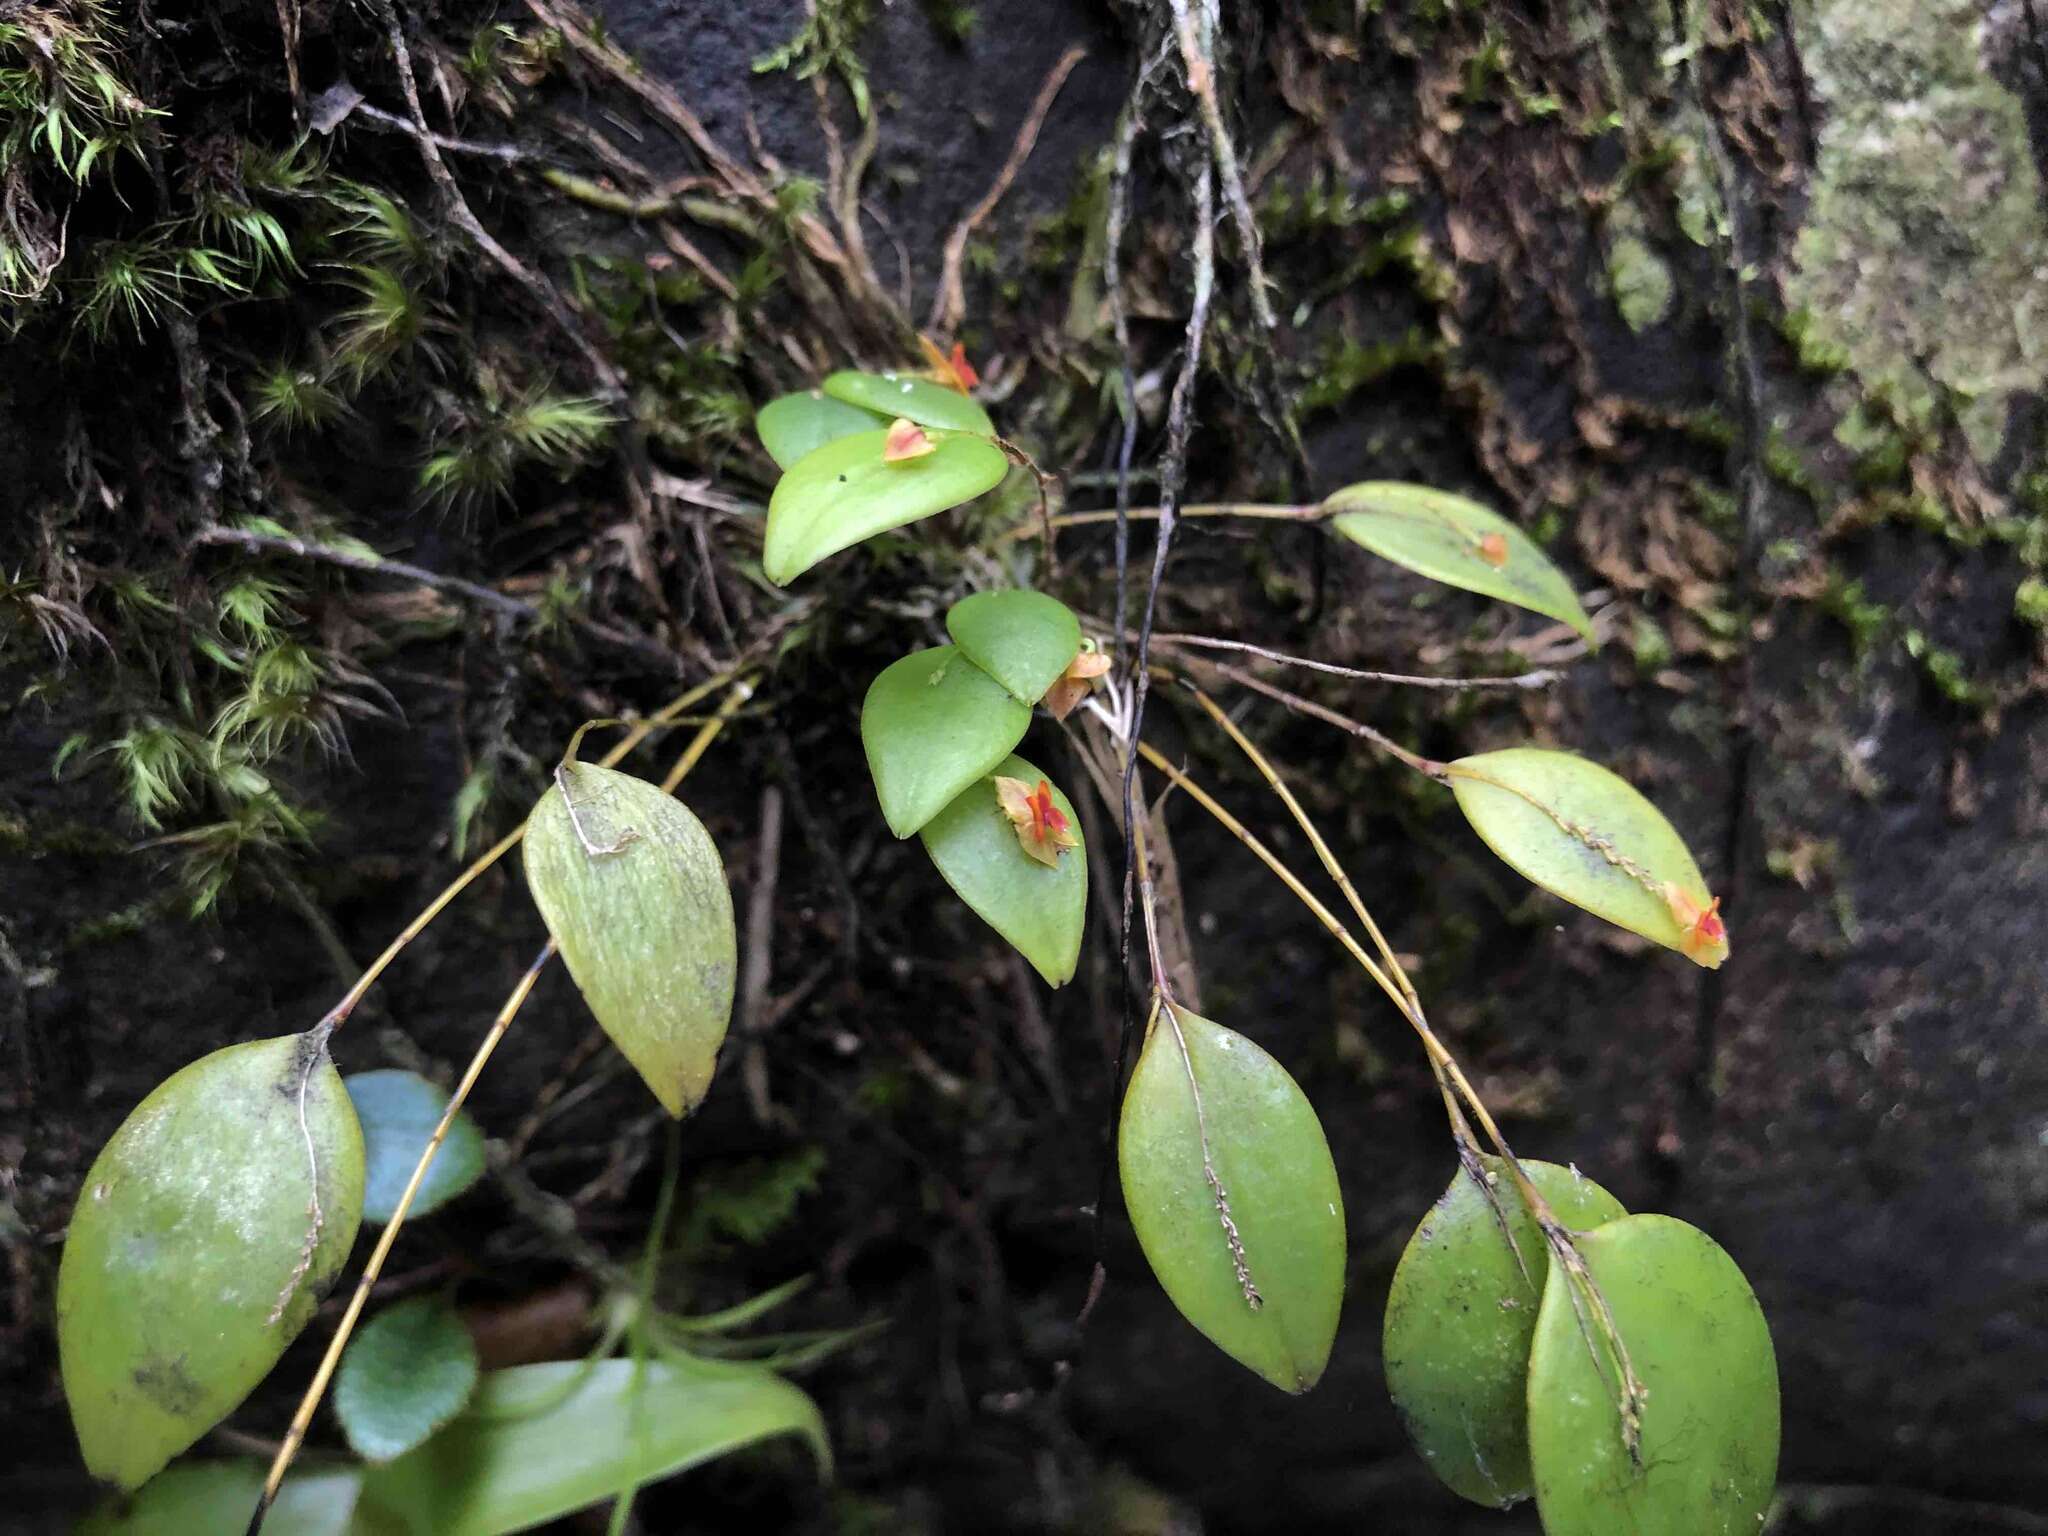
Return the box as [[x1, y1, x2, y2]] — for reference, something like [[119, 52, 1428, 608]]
[[246, 685, 749, 1531], [998, 502, 1321, 543], [315, 668, 750, 1037]]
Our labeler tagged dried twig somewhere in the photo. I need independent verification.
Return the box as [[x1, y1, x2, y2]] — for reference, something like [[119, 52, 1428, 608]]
[[929, 46, 1088, 334]]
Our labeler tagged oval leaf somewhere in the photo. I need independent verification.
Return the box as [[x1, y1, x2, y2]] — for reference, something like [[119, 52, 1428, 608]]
[[919, 754, 1086, 987], [524, 763, 738, 1117], [755, 389, 889, 472], [1324, 482, 1595, 644], [75, 1460, 373, 1536], [57, 1032, 366, 1490], [335, 1295, 481, 1463], [356, 1357, 829, 1536], [821, 368, 994, 434], [762, 427, 1009, 585], [1383, 1157, 1626, 1508], [945, 589, 1083, 705], [345, 1069, 486, 1224], [860, 646, 1031, 838], [1446, 747, 1728, 967], [1527, 1214, 1780, 1536], [1118, 1006, 1344, 1393]]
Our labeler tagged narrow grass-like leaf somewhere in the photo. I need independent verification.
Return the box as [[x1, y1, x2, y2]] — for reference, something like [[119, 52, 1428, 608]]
[[1527, 1215, 1779, 1535], [75, 1460, 372, 1536], [1118, 1006, 1344, 1393], [754, 389, 889, 471], [1325, 482, 1595, 643], [860, 646, 1030, 838], [344, 1069, 486, 1224], [57, 1032, 366, 1490], [945, 590, 1082, 705], [355, 1357, 829, 1536], [762, 428, 1008, 584], [821, 369, 994, 434], [1383, 1158, 1626, 1507], [523, 763, 738, 1117], [920, 755, 1086, 986], [1446, 747, 1728, 967], [335, 1295, 481, 1463]]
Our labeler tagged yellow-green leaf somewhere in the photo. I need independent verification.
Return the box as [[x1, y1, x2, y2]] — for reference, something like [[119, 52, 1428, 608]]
[[75, 1460, 375, 1536], [755, 389, 889, 471], [762, 428, 1008, 585], [1383, 1158, 1626, 1507], [1325, 482, 1595, 643], [1118, 1006, 1344, 1393], [821, 368, 994, 434], [945, 589, 1082, 705], [523, 763, 738, 1116], [1445, 747, 1728, 967], [1527, 1215, 1779, 1535], [860, 646, 1031, 838], [57, 1033, 366, 1490], [355, 1357, 829, 1536], [920, 755, 1086, 986]]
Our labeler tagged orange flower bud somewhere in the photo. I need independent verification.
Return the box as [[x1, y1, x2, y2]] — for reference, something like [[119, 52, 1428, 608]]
[[882, 417, 937, 462], [994, 775, 1081, 867]]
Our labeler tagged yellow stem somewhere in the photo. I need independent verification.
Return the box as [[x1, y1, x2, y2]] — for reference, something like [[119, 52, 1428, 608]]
[[320, 667, 748, 1032], [994, 502, 1322, 544]]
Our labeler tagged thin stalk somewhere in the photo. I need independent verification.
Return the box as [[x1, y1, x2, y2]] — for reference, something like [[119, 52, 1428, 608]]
[[316, 667, 749, 1035], [248, 687, 748, 1531], [1131, 736, 1645, 1453], [998, 501, 1321, 543]]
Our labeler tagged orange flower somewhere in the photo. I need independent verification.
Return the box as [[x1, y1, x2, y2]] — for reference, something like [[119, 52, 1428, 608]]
[[882, 417, 936, 462], [1041, 648, 1113, 721], [1662, 882, 1728, 965], [994, 775, 1081, 867], [918, 333, 980, 393], [1475, 532, 1509, 568]]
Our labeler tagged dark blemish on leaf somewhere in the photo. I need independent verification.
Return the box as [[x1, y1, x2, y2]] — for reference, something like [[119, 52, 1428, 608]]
[[132, 1354, 205, 1416]]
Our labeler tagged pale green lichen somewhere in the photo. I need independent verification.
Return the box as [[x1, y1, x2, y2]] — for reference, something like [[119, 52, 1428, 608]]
[[1785, 0, 2048, 460]]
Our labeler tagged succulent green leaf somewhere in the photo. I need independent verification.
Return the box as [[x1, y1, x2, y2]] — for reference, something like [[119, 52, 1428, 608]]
[[57, 1032, 366, 1491], [74, 1460, 374, 1536], [1324, 482, 1595, 643], [821, 368, 994, 434], [1527, 1214, 1780, 1536], [754, 389, 889, 471], [762, 427, 1009, 585], [524, 762, 738, 1117], [335, 1295, 481, 1463], [919, 755, 1086, 986], [1445, 747, 1727, 968], [860, 646, 1031, 838], [1383, 1157, 1627, 1507], [1118, 1006, 1344, 1393], [345, 1069, 486, 1224], [945, 589, 1083, 705], [355, 1357, 830, 1536]]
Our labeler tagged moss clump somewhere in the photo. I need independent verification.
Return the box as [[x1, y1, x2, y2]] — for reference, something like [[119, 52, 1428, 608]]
[[1785, 0, 2048, 461]]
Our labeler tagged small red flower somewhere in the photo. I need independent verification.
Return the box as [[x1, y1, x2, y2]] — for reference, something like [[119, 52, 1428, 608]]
[[1475, 532, 1509, 568], [918, 333, 980, 393], [882, 417, 937, 462], [1041, 648, 1113, 721], [1662, 882, 1728, 965], [994, 775, 1081, 867]]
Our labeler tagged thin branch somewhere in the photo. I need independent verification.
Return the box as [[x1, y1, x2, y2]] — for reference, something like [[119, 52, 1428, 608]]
[[928, 46, 1087, 334], [372, 0, 623, 397], [1126, 627, 1563, 691], [192, 525, 534, 619], [1183, 655, 1445, 778], [1001, 501, 1321, 543]]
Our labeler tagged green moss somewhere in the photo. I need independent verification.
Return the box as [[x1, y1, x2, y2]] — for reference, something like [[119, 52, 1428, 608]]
[[1299, 329, 1440, 413], [2015, 577, 2048, 628], [1903, 627, 1994, 711], [1818, 574, 1888, 658], [1786, 0, 2048, 460]]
